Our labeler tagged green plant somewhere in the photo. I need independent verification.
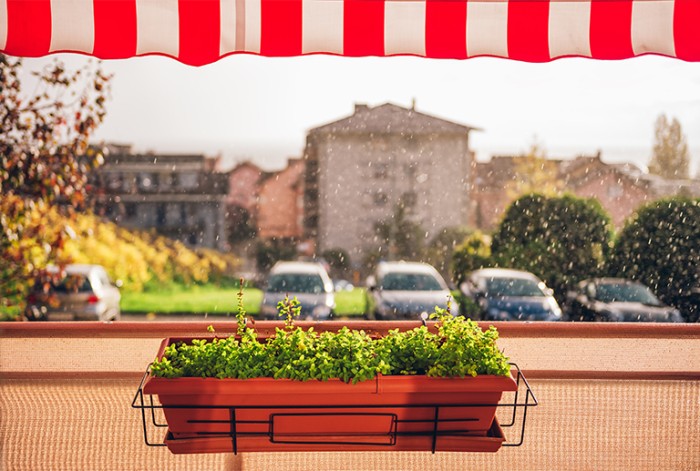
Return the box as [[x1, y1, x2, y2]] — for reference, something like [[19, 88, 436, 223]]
[[491, 193, 613, 302], [150, 298, 511, 383], [609, 197, 700, 319]]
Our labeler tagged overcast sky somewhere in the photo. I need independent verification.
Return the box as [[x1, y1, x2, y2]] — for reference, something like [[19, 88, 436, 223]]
[[20, 53, 700, 174]]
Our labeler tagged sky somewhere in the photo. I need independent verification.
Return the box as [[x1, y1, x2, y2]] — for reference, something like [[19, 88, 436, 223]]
[[19, 53, 700, 174]]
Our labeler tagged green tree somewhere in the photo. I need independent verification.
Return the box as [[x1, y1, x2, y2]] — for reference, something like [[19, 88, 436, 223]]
[[372, 203, 426, 261], [451, 231, 492, 287], [321, 248, 351, 278], [648, 114, 690, 179], [254, 238, 297, 274], [424, 226, 471, 282], [491, 194, 613, 301], [0, 55, 111, 319], [608, 197, 700, 320]]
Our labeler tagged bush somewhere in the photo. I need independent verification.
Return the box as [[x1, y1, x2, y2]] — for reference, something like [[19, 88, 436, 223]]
[[609, 197, 700, 319], [491, 194, 613, 301], [451, 231, 492, 287]]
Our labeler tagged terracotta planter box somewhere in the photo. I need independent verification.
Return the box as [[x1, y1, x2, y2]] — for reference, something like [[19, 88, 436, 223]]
[[142, 336, 518, 453]]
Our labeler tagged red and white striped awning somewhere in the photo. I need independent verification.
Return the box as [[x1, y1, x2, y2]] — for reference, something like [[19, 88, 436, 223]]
[[1, 0, 698, 66]]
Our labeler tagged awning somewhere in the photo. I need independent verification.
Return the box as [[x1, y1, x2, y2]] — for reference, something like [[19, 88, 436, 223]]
[[1, 0, 699, 66]]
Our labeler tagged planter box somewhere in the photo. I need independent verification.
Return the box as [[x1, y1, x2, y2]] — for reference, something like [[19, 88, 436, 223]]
[[141, 336, 519, 453]]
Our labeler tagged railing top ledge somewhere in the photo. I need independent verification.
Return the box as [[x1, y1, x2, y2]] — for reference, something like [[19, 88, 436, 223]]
[[1, 320, 699, 339]]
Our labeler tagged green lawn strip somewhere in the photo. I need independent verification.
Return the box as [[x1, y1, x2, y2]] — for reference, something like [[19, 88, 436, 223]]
[[121, 285, 368, 317], [334, 288, 367, 317], [121, 287, 263, 315]]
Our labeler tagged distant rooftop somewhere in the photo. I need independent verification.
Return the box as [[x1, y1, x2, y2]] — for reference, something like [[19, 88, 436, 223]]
[[310, 102, 480, 135]]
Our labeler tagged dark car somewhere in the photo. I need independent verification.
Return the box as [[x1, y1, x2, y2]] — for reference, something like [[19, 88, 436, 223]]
[[365, 261, 457, 320], [565, 278, 683, 322], [24, 264, 121, 321], [460, 268, 562, 321]]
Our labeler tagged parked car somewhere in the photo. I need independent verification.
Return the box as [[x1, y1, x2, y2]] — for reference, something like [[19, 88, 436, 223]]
[[24, 264, 121, 321], [365, 261, 457, 320], [460, 268, 562, 321], [259, 261, 335, 320], [564, 278, 683, 322]]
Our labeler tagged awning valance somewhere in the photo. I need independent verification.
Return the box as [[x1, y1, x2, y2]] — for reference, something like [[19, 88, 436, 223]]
[[1, 0, 698, 66]]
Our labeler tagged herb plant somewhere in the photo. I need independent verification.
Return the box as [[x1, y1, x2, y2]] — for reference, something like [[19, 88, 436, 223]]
[[150, 297, 510, 382]]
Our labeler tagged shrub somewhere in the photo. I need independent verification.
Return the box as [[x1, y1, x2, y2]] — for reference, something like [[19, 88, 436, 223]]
[[451, 231, 492, 287], [609, 197, 700, 319], [490, 194, 613, 301]]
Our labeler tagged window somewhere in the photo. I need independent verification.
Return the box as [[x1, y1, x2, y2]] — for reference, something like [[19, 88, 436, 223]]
[[138, 173, 155, 191], [178, 173, 198, 189], [374, 163, 390, 179], [373, 191, 389, 206]]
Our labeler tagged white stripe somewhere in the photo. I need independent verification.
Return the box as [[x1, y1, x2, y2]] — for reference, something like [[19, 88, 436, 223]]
[[466, 0, 508, 58], [245, 0, 261, 54], [303, 0, 343, 55], [385, 0, 426, 56], [135, 0, 179, 57], [49, 0, 94, 53], [220, 0, 237, 54], [631, 0, 676, 57], [0, 0, 7, 51], [549, 0, 592, 58]]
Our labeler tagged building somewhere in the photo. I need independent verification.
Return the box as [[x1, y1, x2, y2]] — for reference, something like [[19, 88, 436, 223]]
[[471, 152, 696, 230], [303, 103, 477, 265], [559, 154, 654, 227], [257, 158, 305, 240], [226, 161, 266, 244], [90, 145, 229, 250]]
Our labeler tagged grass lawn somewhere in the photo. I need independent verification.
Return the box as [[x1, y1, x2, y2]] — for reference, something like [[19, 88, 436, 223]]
[[121, 285, 368, 318], [334, 288, 368, 317], [121, 285, 263, 315]]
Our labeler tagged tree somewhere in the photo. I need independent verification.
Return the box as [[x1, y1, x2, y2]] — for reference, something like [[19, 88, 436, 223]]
[[491, 194, 613, 301], [648, 114, 690, 179], [608, 197, 700, 320], [0, 55, 111, 319], [451, 231, 492, 287], [424, 226, 472, 283], [321, 248, 351, 279], [372, 203, 427, 262], [254, 238, 297, 274], [506, 140, 563, 200]]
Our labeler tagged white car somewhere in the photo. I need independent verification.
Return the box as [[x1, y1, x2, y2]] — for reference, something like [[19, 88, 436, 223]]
[[25, 264, 121, 321], [260, 261, 335, 320], [366, 261, 457, 320]]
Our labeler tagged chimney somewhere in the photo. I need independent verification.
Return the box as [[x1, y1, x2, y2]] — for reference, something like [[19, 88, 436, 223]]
[[354, 103, 369, 114]]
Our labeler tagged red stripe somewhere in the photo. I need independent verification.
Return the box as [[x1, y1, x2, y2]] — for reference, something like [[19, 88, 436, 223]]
[[590, 0, 633, 60], [4, 0, 51, 56], [507, 0, 549, 62], [344, 0, 384, 57], [178, 0, 221, 66], [261, 0, 302, 56], [674, 0, 700, 61], [426, 0, 467, 59], [92, 0, 137, 59]]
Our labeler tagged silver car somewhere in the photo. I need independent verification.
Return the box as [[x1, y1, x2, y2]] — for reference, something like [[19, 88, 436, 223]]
[[260, 261, 335, 320], [366, 261, 458, 320], [25, 264, 121, 321]]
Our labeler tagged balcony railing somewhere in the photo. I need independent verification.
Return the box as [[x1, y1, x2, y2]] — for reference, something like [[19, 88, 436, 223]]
[[1, 321, 698, 470]]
